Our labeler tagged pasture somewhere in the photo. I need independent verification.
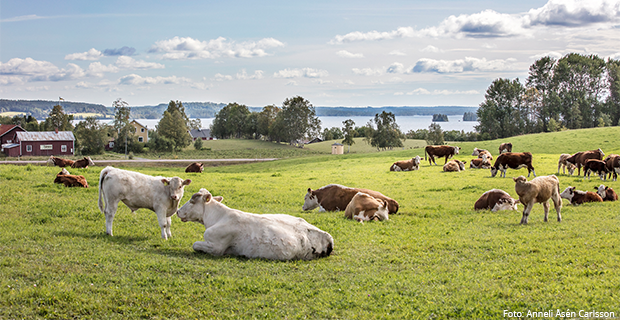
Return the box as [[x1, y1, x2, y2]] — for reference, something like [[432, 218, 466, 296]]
[[1, 127, 619, 319]]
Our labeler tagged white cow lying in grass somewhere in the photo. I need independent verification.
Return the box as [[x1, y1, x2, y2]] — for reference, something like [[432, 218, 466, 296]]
[[177, 189, 334, 260]]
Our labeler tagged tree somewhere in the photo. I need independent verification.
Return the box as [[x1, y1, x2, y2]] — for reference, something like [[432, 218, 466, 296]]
[[271, 96, 321, 145], [193, 137, 203, 150], [369, 111, 404, 151], [43, 104, 73, 131], [147, 130, 174, 153], [111, 98, 135, 154], [426, 123, 444, 145], [526, 56, 557, 132], [475, 78, 525, 139], [605, 58, 620, 125], [157, 109, 191, 152], [322, 127, 343, 141], [341, 119, 356, 147], [257, 105, 280, 141], [74, 116, 109, 155], [211, 103, 250, 139]]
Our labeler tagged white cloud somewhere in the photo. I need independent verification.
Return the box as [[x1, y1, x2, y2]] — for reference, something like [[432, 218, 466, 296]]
[[87, 62, 119, 77], [420, 45, 442, 53], [149, 36, 284, 60], [412, 57, 517, 73], [273, 68, 328, 78], [389, 50, 407, 56], [386, 62, 407, 74], [336, 50, 364, 58], [65, 48, 103, 61], [0, 57, 59, 76], [405, 88, 479, 95], [115, 56, 165, 70], [330, 27, 416, 44], [530, 51, 564, 60], [1, 14, 43, 22], [118, 74, 192, 85], [352, 67, 383, 76], [214, 73, 233, 81], [525, 0, 620, 27], [424, 9, 529, 38], [236, 69, 264, 80]]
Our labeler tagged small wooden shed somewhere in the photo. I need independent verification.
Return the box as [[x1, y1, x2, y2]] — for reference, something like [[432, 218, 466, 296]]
[[331, 143, 344, 155]]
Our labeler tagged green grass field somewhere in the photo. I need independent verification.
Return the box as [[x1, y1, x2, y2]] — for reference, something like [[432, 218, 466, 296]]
[[1, 127, 619, 319]]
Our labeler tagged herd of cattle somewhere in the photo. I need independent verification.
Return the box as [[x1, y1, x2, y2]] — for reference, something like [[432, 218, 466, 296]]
[[42, 145, 619, 261]]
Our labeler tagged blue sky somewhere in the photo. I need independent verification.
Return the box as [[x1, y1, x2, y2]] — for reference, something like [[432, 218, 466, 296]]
[[1, 0, 620, 108]]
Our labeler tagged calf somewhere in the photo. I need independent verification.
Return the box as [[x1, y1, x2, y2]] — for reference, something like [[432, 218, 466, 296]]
[[344, 192, 389, 222], [499, 142, 512, 154], [603, 154, 620, 181], [474, 189, 519, 212], [185, 162, 204, 173], [443, 159, 465, 172], [491, 152, 535, 178], [71, 156, 95, 169], [557, 153, 576, 175], [560, 186, 603, 205], [303, 184, 399, 214], [54, 172, 89, 188], [98, 166, 191, 239], [425, 145, 460, 165], [177, 189, 334, 260], [47, 156, 74, 167], [472, 148, 493, 160], [513, 175, 562, 224], [595, 185, 618, 201], [583, 159, 608, 180], [565, 148, 605, 176], [390, 156, 421, 171], [470, 154, 491, 169]]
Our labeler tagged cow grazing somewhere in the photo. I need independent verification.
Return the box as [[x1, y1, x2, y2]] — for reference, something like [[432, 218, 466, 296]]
[[499, 142, 513, 154], [177, 188, 334, 260], [425, 145, 461, 165], [303, 184, 399, 214], [71, 156, 95, 169], [47, 156, 75, 167], [565, 148, 605, 176], [491, 152, 536, 178], [560, 187, 603, 205], [603, 154, 620, 181], [583, 159, 608, 180], [98, 166, 191, 239], [443, 159, 465, 172], [390, 156, 421, 171], [557, 154, 576, 175], [474, 189, 519, 212], [54, 169, 89, 188], [472, 148, 493, 160], [595, 185, 618, 202], [470, 154, 491, 169], [513, 175, 562, 224], [344, 192, 389, 222], [185, 162, 204, 173]]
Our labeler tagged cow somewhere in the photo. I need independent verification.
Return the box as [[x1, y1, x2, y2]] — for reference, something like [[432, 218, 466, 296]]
[[470, 154, 491, 169], [603, 154, 620, 181], [443, 159, 465, 172], [557, 153, 576, 175], [47, 156, 75, 167], [98, 166, 192, 239], [424, 145, 460, 165], [565, 148, 605, 176], [390, 156, 421, 171], [513, 175, 562, 224], [560, 187, 603, 205], [595, 185, 618, 202], [302, 184, 399, 214], [472, 148, 493, 160], [491, 152, 536, 178], [474, 189, 519, 212], [177, 188, 334, 260], [54, 169, 89, 188], [499, 142, 513, 154], [57, 168, 70, 176], [344, 192, 389, 222], [185, 162, 204, 173], [583, 159, 608, 180], [71, 156, 95, 169]]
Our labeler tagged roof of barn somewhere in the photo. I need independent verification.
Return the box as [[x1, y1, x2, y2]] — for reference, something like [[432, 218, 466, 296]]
[[16, 131, 75, 141]]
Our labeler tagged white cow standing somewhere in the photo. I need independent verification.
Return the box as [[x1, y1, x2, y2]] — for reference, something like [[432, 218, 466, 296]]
[[98, 166, 191, 239], [177, 188, 334, 260]]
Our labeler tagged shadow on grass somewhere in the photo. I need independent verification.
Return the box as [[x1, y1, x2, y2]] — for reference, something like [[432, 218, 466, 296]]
[[53, 230, 150, 243]]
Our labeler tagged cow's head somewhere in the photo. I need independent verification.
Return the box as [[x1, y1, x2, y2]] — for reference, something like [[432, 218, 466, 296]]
[[177, 188, 223, 224], [302, 188, 320, 211], [491, 166, 499, 177], [491, 197, 520, 212], [567, 163, 576, 175], [453, 146, 460, 155], [598, 148, 605, 158], [595, 185, 607, 199], [414, 155, 421, 165], [47, 156, 56, 166], [472, 148, 480, 156], [513, 176, 527, 184], [86, 156, 95, 167], [161, 177, 192, 202], [560, 186, 576, 201], [457, 160, 465, 171], [58, 168, 70, 176]]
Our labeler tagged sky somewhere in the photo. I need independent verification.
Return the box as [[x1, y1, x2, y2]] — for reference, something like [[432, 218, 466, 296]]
[[1, 0, 620, 108]]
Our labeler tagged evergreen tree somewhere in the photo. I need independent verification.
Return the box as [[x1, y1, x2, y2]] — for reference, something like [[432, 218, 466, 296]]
[[43, 105, 73, 131], [157, 110, 191, 152]]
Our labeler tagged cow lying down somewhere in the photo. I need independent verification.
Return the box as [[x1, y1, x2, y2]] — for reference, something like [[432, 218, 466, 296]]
[[54, 168, 89, 188], [560, 187, 603, 205], [474, 189, 519, 212], [596, 185, 618, 201], [177, 189, 334, 260], [344, 192, 389, 222], [303, 184, 399, 214]]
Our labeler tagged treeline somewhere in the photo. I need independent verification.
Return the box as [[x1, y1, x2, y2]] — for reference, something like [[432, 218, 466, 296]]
[[0, 99, 109, 119], [477, 53, 620, 139]]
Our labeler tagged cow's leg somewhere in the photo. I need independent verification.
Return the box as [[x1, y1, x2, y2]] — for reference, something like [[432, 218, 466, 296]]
[[194, 230, 232, 256], [542, 201, 550, 222], [155, 210, 171, 240], [103, 199, 120, 236], [166, 216, 173, 239], [520, 201, 534, 224], [553, 195, 562, 222]]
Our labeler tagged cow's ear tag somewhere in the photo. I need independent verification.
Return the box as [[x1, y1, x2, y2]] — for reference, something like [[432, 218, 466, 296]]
[[204, 193, 212, 203], [183, 179, 192, 186], [161, 178, 170, 185]]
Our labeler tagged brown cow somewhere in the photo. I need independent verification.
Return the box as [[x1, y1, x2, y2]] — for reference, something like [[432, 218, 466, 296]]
[[583, 159, 608, 180], [302, 184, 399, 214], [474, 189, 519, 212], [71, 156, 95, 169], [472, 148, 493, 160], [443, 159, 465, 172], [557, 153, 576, 175], [390, 156, 421, 171], [54, 173, 89, 188], [425, 145, 460, 165], [603, 154, 620, 181], [344, 192, 389, 222], [185, 162, 204, 173], [565, 148, 604, 176], [470, 154, 491, 169], [499, 142, 512, 154], [596, 185, 618, 201], [491, 152, 535, 178], [560, 187, 603, 205], [514, 175, 562, 224], [47, 156, 75, 167]]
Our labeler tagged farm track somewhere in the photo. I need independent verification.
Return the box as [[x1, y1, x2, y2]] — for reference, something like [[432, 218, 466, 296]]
[[0, 158, 278, 166]]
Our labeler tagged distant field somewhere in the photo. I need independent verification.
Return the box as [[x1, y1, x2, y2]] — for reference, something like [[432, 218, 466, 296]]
[[0, 112, 27, 117]]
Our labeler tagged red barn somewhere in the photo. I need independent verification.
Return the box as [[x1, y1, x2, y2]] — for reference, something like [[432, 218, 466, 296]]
[[8, 130, 75, 157], [0, 124, 26, 156]]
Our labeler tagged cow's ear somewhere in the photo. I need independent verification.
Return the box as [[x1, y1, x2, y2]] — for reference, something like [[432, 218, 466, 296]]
[[203, 192, 212, 203], [513, 198, 520, 204], [307, 188, 312, 193], [213, 196, 223, 202], [512, 177, 518, 182], [161, 178, 170, 185], [183, 179, 192, 186]]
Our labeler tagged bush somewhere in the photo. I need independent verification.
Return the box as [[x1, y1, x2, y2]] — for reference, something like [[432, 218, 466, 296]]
[[194, 138, 203, 150]]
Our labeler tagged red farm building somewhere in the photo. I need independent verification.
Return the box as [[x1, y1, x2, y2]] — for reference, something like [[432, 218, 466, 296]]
[[3, 129, 75, 157]]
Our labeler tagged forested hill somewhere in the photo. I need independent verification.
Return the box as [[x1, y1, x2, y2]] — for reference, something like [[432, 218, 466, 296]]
[[0, 99, 476, 119]]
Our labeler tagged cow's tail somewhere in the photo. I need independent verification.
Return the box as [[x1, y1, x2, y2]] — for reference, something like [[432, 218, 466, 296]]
[[98, 167, 110, 214]]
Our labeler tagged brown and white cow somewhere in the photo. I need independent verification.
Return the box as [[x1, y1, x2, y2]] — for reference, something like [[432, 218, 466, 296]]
[[565, 148, 605, 176], [425, 145, 460, 165], [390, 156, 421, 171], [595, 185, 618, 201], [514, 175, 562, 224], [491, 152, 535, 178], [583, 159, 608, 180], [443, 159, 465, 172], [302, 184, 399, 214], [499, 142, 512, 154], [54, 169, 89, 188], [185, 162, 204, 173], [474, 189, 519, 212], [344, 192, 389, 222], [71, 156, 95, 169], [47, 156, 75, 167], [603, 154, 620, 181], [472, 148, 493, 160], [470, 154, 491, 169], [560, 187, 603, 205], [557, 153, 576, 175]]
